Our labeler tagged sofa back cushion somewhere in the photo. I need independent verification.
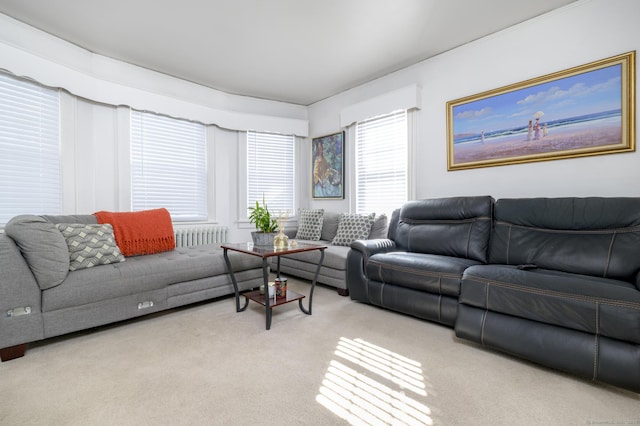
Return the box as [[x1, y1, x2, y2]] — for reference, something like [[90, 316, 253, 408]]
[[387, 208, 401, 241], [490, 197, 640, 281], [394, 196, 494, 262], [320, 211, 340, 241], [368, 213, 389, 239]]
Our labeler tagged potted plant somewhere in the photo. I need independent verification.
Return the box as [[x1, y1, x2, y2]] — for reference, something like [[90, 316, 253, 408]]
[[248, 196, 279, 246]]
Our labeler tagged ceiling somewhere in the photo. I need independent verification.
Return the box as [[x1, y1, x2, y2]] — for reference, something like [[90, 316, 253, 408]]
[[0, 0, 577, 106]]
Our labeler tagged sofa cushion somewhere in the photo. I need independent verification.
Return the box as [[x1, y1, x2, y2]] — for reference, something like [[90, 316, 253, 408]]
[[42, 245, 262, 312], [368, 213, 388, 239], [367, 251, 482, 297], [460, 264, 640, 344], [320, 211, 341, 241], [490, 197, 640, 282], [56, 223, 125, 271], [394, 196, 493, 262], [295, 209, 324, 240], [332, 212, 375, 246], [281, 241, 349, 270], [5, 215, 70, 290]]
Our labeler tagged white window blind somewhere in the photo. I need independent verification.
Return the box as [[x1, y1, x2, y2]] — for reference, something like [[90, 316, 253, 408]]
[[356, 110, 408, 216], [247, 131, 295, 216], [0, 73, 61, 226], [131, 111, 207, 221]]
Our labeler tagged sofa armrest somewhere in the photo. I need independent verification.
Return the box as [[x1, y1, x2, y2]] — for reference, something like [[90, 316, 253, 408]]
[[0, 234, 45, 349], [350, 238, 396, 259], [347, 239, 396, 303]]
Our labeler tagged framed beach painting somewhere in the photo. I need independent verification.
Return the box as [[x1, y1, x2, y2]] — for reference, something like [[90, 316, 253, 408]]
[[312, 131, 344, 199], [447, 51, 635, 170]]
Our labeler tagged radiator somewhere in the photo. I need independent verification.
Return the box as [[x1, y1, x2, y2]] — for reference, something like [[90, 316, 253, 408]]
[[174, 225, 228, 247]]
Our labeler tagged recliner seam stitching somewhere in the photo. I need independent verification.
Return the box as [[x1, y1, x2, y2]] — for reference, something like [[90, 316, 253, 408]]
[[368, 261, 461, 279], [466, 274, 640, 310], [494, 221, 640, 234]]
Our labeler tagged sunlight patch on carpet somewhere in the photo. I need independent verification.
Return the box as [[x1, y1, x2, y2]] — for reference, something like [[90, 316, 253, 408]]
[[316, 337, 433, 425]]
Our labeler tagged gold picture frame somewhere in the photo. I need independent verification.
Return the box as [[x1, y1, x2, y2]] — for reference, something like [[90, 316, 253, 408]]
[[446, 51, 635, 170]]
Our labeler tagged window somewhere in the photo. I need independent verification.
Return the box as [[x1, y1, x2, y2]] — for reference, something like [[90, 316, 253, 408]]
[[355, 110, 408, 216], [0, 72, 61, 226], [131, 111, 207, 221], [247, 131, 295, 216]]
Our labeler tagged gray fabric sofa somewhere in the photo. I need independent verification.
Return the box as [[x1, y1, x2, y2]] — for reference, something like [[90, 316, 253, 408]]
[[0, 214, 263, 361], [347, 196, 640, 393], [276, 210, 388, 295]]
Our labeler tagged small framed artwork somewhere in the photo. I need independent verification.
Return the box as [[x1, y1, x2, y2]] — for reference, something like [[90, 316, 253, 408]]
[[447, 51, 635, 170], [312, 131, 345, 199]]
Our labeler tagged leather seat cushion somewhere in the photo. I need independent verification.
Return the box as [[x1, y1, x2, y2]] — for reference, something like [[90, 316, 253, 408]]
[[366, 251, 482, 296], [460, 264, 640, 344]]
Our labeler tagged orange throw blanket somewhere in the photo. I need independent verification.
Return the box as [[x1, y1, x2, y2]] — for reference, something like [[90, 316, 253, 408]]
[[94, 208, 176, 257]]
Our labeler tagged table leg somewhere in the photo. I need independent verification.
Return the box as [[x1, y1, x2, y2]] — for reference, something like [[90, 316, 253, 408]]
[[299, 248, 325, 315], [223, 248, 249, 312], [262, 258, 272, 330]]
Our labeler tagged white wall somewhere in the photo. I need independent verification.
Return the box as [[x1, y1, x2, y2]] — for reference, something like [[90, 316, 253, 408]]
[[309, 0, 640, 205]]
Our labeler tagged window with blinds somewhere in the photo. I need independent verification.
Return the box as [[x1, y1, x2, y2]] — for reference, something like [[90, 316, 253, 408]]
[[247, 131, 295, 216], [355, 110, 408, 216], [131, 110, 207, 221], [0, 72, 61, 226]]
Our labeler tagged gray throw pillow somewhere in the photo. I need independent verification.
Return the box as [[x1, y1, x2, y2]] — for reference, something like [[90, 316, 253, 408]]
[[56, 223, 125, 271], [332, 212, 376, 246], [368, 213, 389, 239], [320, 211, 341, 241], [295, 209, 324, 240], [5, 215, 70, 290]]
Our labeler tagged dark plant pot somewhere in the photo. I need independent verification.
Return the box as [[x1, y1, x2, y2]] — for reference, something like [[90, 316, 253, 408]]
[[251, 231, 276, 246]]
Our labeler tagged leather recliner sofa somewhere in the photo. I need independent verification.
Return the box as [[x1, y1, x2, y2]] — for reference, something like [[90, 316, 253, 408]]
[[347, 196, 640, 393]]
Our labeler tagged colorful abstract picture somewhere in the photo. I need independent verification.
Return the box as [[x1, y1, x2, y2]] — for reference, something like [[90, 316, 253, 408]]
[[447, 51, 635, 170], [312, 131, 344, 199]]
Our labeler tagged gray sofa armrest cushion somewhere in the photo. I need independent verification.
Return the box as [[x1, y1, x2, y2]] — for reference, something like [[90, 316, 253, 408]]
[[5, 215, 70, 290]]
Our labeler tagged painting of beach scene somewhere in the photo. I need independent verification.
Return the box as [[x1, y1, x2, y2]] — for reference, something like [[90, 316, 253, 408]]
[[447, 51, 635, 170]]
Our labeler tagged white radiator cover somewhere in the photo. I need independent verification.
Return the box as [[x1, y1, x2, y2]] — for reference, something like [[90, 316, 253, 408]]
[[174, 226, 228, 247]]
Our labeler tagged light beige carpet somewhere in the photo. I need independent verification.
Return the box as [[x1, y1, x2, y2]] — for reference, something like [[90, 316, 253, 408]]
[[1, 277, 638, 425]]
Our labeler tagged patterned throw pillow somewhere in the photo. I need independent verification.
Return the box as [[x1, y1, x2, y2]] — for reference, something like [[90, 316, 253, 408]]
[[332, 213, 376, 246], [56, 223, 125, 271], [295, 209, 324, 240]]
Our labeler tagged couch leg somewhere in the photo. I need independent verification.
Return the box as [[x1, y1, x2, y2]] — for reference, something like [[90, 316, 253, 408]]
[[337, 288, 349, 297], [0, 343, 27, 361]]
